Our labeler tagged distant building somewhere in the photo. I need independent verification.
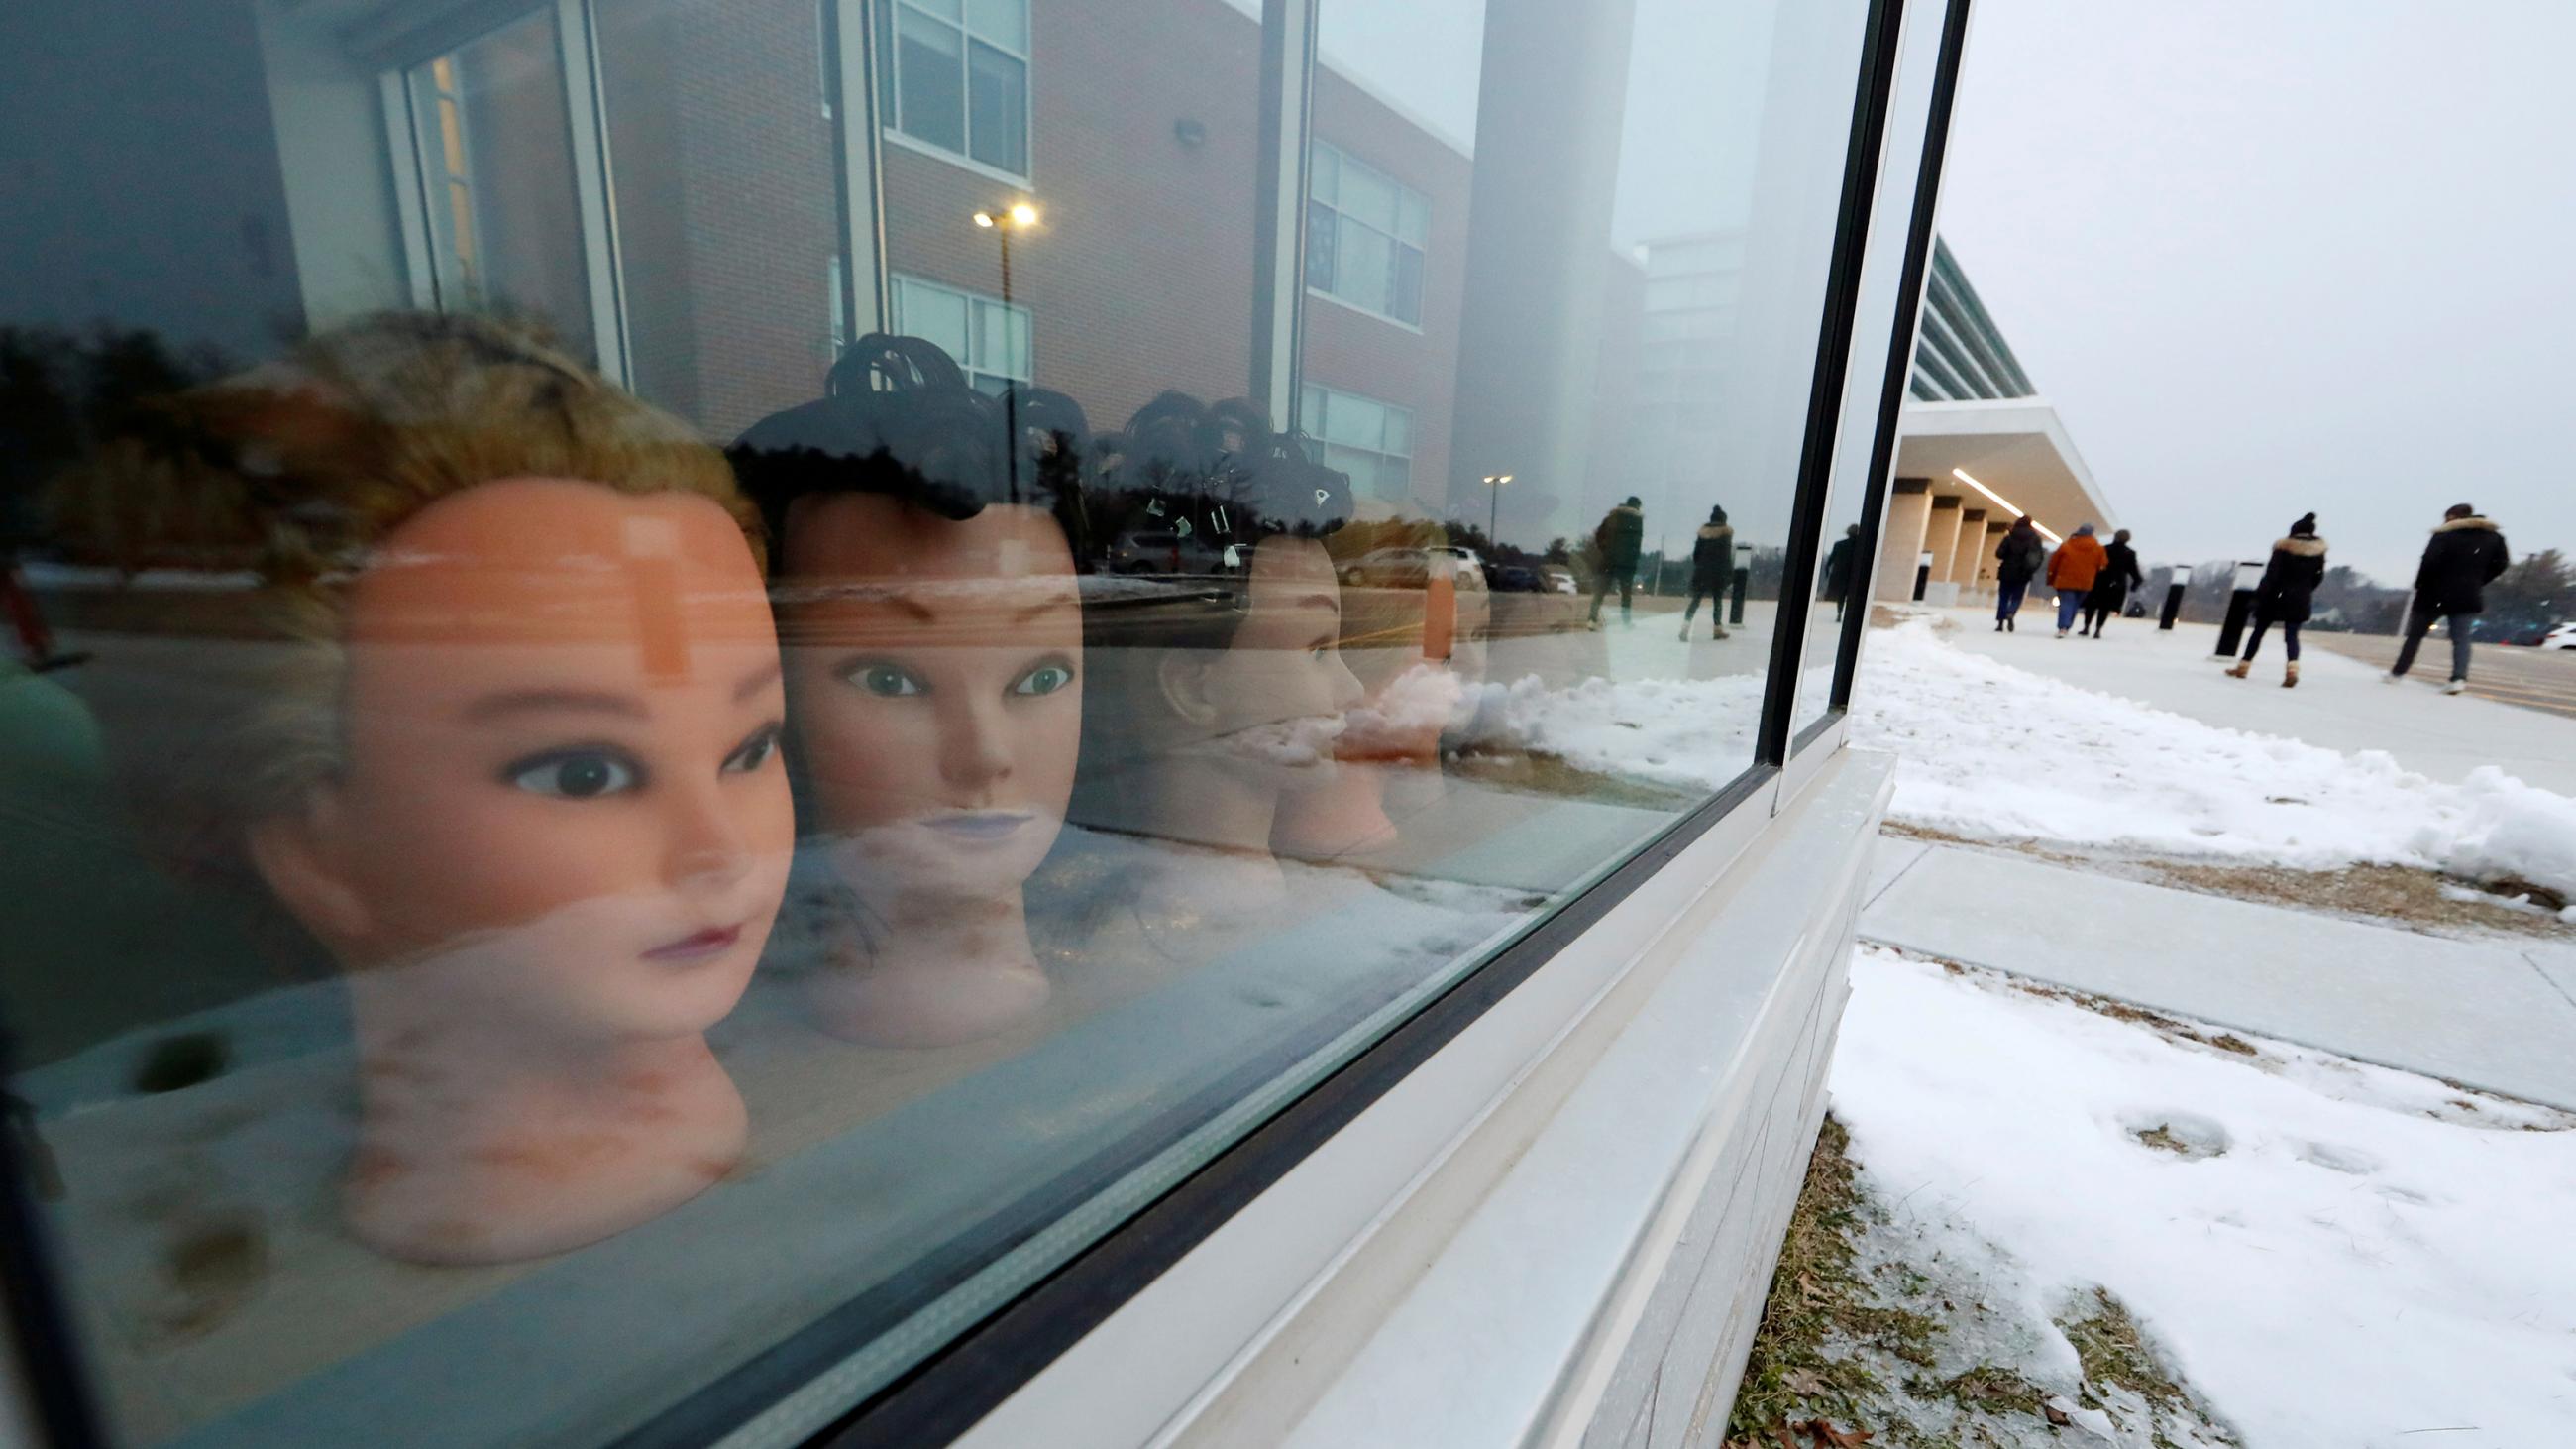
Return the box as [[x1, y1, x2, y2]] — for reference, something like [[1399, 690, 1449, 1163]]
[[1879, 238, 2117, 602]]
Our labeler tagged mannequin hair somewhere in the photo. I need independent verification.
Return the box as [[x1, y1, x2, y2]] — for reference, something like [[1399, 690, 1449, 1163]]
[[728, 333, 1091, 564], [46, 312, 750, 872]]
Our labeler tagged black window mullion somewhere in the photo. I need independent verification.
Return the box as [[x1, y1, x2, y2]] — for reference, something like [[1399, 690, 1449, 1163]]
[[1831, 0, 1977, 714], [1755, 0, 1907, 768]]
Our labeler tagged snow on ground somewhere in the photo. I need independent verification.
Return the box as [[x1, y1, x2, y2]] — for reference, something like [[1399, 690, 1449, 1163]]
[[1465, 616, 2576, 902], [1833, 947, 2576, 1449]]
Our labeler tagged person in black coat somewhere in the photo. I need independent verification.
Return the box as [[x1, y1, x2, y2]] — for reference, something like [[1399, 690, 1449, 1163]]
[[2079, 527, 2145, 638], [1821, 523, 1860, 621], [2388, 502, 2512, 693], [2226, 512, 2326, 686], [1992, 516, 2047, 631], [1679, 504, 1735, 641]]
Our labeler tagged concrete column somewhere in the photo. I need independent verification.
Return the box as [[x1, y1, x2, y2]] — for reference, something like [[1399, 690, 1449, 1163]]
[[1976, 521, 2010, 592], [1917, 497, 1964, 604], [1944, 506, 1987, 591], [1872, 479, 1933, 602]]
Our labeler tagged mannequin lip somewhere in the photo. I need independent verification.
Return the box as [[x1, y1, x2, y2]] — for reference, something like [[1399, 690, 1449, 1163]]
[[642, 923, 746, 962], [920, 810, 1037, 842]]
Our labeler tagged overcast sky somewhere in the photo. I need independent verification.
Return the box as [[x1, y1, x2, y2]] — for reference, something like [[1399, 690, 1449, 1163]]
[[1936, 0, 2576, 583]]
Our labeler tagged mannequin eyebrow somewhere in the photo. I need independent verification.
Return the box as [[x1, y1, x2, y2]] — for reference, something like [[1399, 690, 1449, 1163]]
[[862, 592, 1077, 625], [733, 661, 783, 702], [464, 689, 649, 723]]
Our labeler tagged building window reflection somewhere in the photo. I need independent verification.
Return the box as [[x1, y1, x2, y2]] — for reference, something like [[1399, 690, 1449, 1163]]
[[1307, 139, 1427, 327], [880, 0, 1031, 178], [1300, 381, 1413, 503], [892, 273, 1031, 392]]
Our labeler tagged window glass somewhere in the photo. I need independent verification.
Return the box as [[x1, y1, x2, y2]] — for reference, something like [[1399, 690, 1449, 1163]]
[[895, 4, 968, 154], [887, 0, 1027, 177], [402, 10, 596, 361], [0, 0, 1890, 1444]]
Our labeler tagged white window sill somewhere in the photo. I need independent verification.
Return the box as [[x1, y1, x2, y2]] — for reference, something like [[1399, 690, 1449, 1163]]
[[883, 127, 1033, 191]]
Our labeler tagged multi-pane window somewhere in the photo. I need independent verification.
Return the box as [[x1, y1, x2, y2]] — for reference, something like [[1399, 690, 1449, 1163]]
[[1307, 140, 1428, 326], [1302, 382, 1414, 502], [893, 273, 1031, 392], [879, 0, 1031, 177]]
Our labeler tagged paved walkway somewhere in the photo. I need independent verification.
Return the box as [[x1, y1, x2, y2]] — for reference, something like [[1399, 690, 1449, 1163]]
[[1860, 839, 2576, 1110], [1927, 606, 2576, 794], [2304, 629, 2576, 721]]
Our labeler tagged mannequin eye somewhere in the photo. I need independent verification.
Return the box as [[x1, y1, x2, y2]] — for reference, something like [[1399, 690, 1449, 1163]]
[[839, 660, 926, 698], [506, 749, 642, 800], [1011, 659, 1076, 697], [722, 724, 783, 774]]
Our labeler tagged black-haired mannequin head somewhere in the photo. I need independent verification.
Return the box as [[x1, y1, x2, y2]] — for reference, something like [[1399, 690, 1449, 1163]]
[[731, 335, 1089, 1047]]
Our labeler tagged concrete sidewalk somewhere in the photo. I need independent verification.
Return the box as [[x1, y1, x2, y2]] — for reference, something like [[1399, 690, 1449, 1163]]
[[1922, 606, 2576, 794], [1860, 838, 2576, 1110]]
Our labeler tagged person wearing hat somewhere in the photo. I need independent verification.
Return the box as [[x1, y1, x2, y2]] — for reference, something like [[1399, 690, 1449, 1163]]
[[2044, 523, 2109, 637], [1679, 503, 1735, 641], [1588, 495, 1646, 629], [2227, 512, 2326, 687], [2387, 502, 2511, 694]]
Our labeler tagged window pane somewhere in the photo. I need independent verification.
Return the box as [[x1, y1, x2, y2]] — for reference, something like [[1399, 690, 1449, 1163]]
[[896, 275, 971, 360], [966, 0, 1027, 52], [895, 6, 965, 154], [1310, 139, 1341, 203], [404, 10, 595, 361], [1390, 240, 1424, 324], [1305, 200, 1339, 293], [1334, 220, 1396, 314], [966, 40, 1027, 174], [1334, 153, 1401, 233], [3, 0, 1889, 1442]]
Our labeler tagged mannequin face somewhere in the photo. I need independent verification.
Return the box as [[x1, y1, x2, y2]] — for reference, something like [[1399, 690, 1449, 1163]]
[[250, 477, 793, 1044], [779, 495, 1083, 905], [1183, 536, 1365, 786]]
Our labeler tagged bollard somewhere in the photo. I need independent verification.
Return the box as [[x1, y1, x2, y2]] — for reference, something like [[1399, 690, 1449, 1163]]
[[1912, 550, 1933, 602], [2158, 563, 2189, 631], [1730, 565, 1749, 625], [2212, 560, 2265, 656]]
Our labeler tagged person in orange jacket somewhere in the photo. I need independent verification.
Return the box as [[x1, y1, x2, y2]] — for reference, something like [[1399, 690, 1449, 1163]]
[[2045, 524, 2109, 637]]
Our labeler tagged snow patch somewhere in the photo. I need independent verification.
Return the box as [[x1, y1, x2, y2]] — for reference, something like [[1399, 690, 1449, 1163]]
[[1833, 947, 2576, 1449]]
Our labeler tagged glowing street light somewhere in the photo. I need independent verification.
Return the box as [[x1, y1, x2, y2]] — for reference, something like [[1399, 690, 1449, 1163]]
[[1482, 473, 1514, 544], [973, 201, 1042, 501]]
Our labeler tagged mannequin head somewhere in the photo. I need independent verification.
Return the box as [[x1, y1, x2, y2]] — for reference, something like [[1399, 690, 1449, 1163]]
[[732, 336, 1088, 1045], [1073, 394, 1358, 863], [55, 313, 789, 1262]]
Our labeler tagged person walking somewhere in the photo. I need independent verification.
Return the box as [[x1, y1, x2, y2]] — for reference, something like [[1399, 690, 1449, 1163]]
[[2044, 523, 2109, 637], [2386, 503, 2511, 695], [1992, 515, 2046, 631], [1588, 495, 1646, 629], [1680, 504, 1735, 640], [1822, 523, 1861, 622], [2225, 512, 2326, 687], [2080, 527, 2144, 638]]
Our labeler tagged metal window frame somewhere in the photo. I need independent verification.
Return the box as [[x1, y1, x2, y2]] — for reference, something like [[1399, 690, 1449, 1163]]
[[375, 0, 633, 385], [1302, 138, 1429, 330], [887, 271, 1034, 384], [1830, 0, 1977, 715], [1755, 0, 1907, 770]]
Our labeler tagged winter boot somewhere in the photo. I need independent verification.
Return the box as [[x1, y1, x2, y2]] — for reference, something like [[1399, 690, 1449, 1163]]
[[2282, 662, 2300, 688], [2225, 660, 2251, 679], [1713, 625, 1730, 639], [1678, 622, 1691, 642], [2443, 678, 2467, 695]]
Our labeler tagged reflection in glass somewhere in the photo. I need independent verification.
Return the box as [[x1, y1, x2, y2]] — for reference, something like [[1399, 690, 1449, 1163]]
[[403, 11, 596, 359], [0, 0, 1918, 1441]]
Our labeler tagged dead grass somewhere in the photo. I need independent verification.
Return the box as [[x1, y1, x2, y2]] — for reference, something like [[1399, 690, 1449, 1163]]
[[1445, 746, 1706, 811], [2145, 859, 2572, 940], [2056, 1287, 2235, 1447], [2131, 1124, 2192, 1156], [1729, 1116, 1940, 1437]]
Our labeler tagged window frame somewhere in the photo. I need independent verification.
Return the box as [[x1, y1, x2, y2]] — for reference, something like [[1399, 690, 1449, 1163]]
[[888, 272, 1032, 392], [879, 0, 1033, 184], [377, 0, 633, 387], [1305, 138, 1429, 330], [1300, 381, 1415, 502]]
